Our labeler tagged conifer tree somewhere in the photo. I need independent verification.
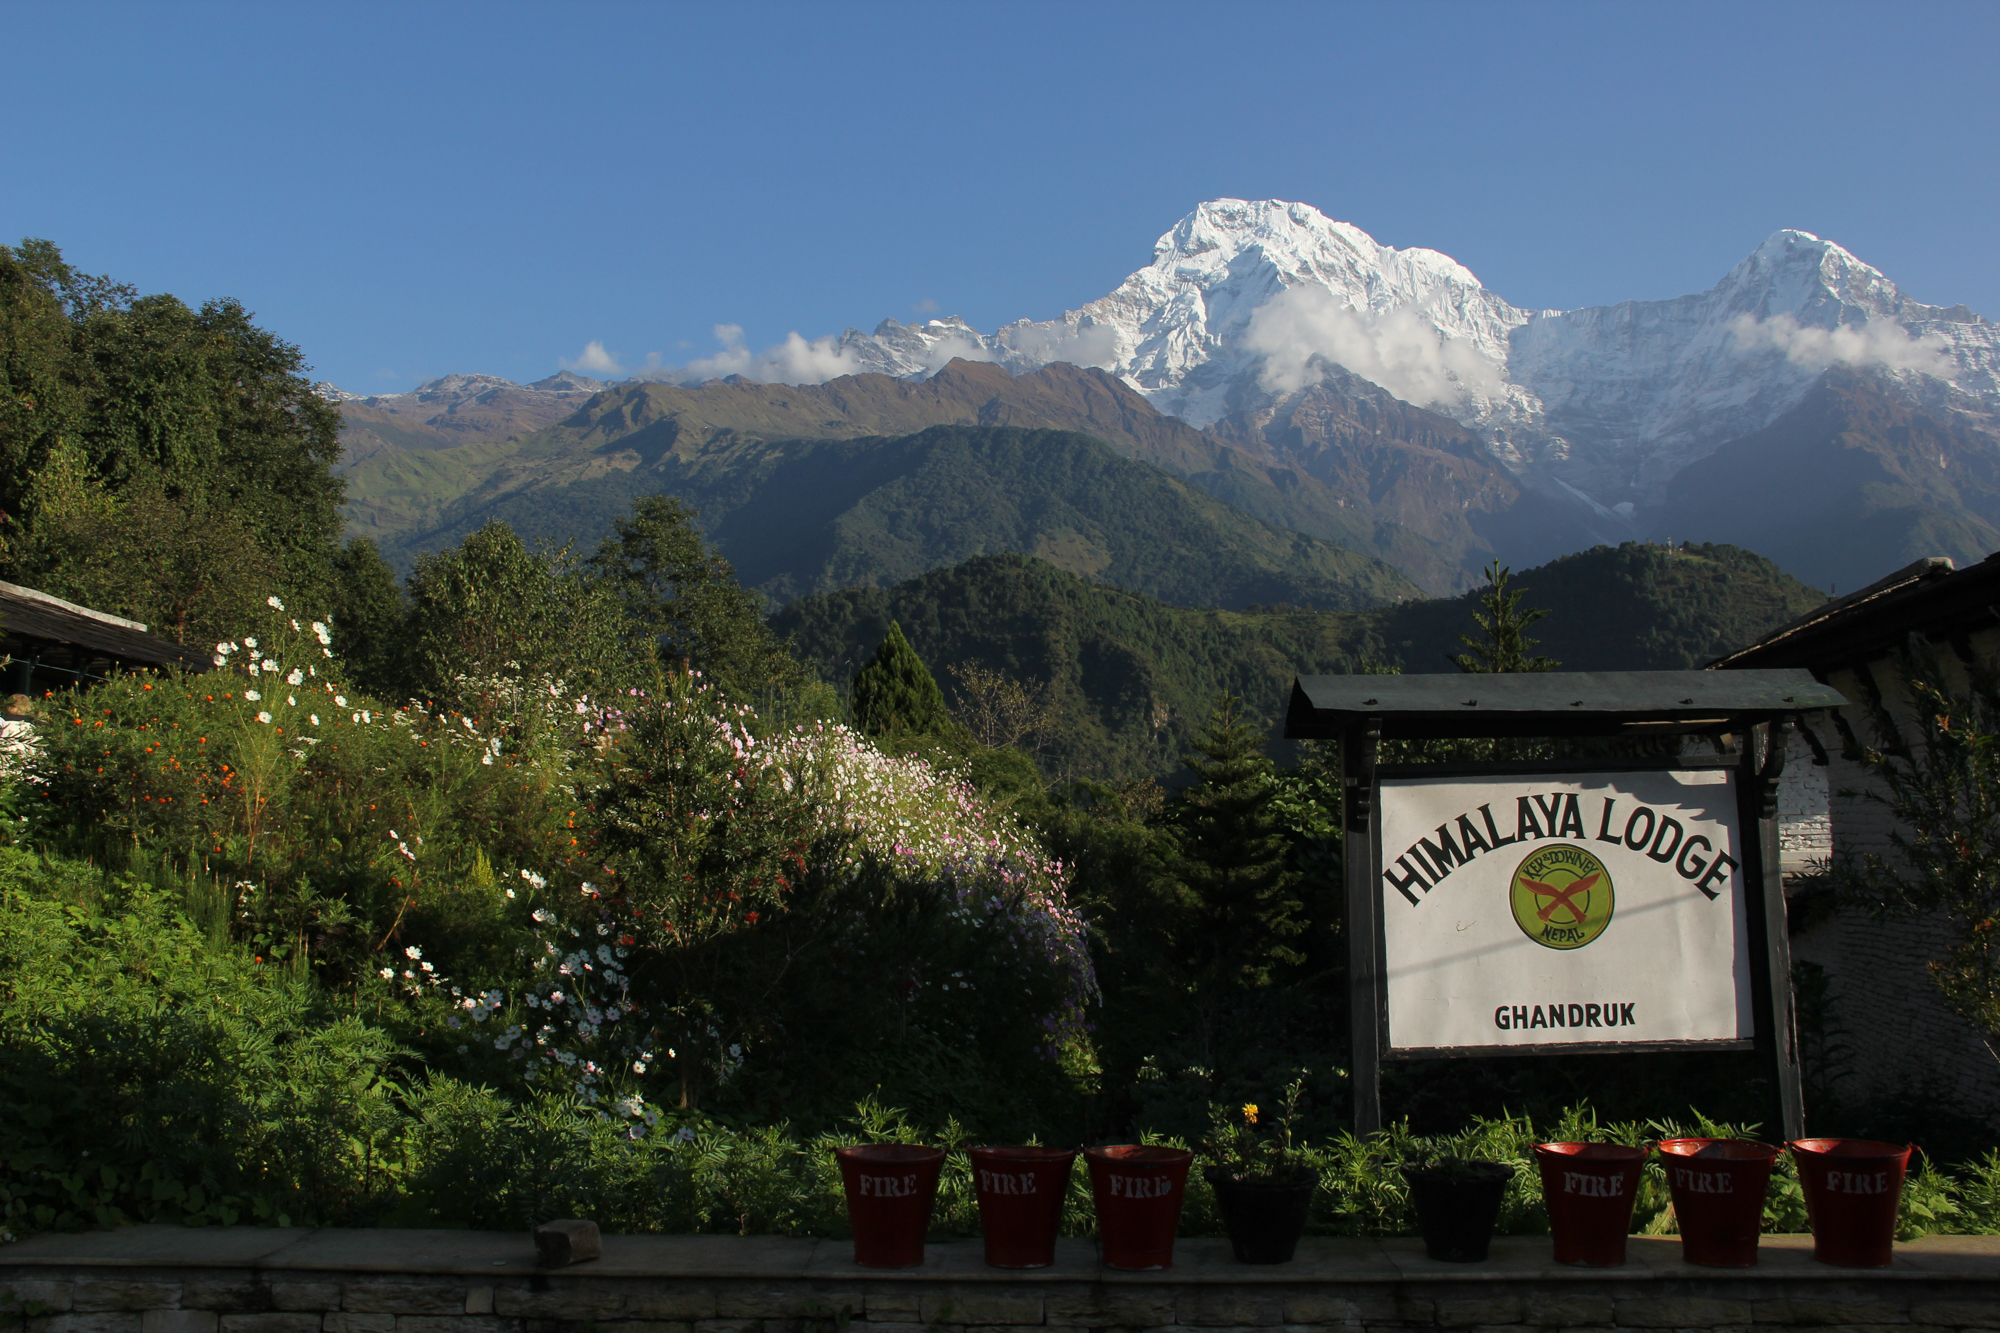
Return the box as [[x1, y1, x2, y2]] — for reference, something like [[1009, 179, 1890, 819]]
[[1174, 693, 1306, 993], [1449, 558, 1558, 673], [852, 621, 949, 737]]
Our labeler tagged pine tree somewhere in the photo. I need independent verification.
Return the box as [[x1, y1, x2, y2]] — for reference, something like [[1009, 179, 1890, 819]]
[[852, 621, 949, 737], [1174, 693, 1306, 993], [1449, 559, 1558, 673]]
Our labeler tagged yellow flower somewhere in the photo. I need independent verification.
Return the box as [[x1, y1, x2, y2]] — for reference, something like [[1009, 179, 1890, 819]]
[[1242, 1102, 1259, 1124]]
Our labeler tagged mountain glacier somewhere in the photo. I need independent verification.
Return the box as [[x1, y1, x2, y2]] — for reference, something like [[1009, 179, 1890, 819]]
[[806, 200, 2000, 510]]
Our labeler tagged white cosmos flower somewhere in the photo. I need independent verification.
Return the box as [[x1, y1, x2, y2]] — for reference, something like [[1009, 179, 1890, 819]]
[[266, 596, 284, 610], [310, 714, 320, 726], [212, 655, 226, 667], [256, 711, 272, 724], [287, 695, 296, 706], [244, 637, 257, 648], [244, 689, 260, 701], [287, 669, 303, 686], [334, 696, 347, 707]]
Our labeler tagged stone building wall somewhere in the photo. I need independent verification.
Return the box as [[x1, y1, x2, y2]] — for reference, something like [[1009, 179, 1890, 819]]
[[1783, 646, 2000, 1128]]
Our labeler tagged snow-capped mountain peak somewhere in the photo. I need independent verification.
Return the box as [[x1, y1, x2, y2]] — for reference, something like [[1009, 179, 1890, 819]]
[[795, 202, 2000, 508]]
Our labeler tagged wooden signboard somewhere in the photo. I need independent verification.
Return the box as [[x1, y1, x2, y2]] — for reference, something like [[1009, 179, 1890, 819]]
[[1282, 669, 1849, 1139]]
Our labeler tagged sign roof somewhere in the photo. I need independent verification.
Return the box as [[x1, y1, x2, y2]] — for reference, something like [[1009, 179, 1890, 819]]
[[1284, 668, 1843, 739]]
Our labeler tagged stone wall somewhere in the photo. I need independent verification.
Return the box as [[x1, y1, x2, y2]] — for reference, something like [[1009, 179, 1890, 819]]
[[1776, 728, 1829, 873], [2, 1228, 1998, 1333], [1785, 646, 2000, 1126]]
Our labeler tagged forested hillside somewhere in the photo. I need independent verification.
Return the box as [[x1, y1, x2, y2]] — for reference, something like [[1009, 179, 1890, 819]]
[[360, 423, 1424, 611], [773, 542, 1825, 781]]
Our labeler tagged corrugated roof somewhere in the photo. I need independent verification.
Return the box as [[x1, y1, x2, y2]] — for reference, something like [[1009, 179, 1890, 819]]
[[0, 582, 211, 673]]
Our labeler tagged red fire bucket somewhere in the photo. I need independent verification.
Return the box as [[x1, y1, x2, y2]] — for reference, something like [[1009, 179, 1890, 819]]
[[969, 1146, 1076, 1268], [835, 1144, 946, 1268], [1657, 1138, 1780, 1267], [1534, 1142, 1649, 1266], [1789, 1138, 1912, 1268], [1084, 1145, 1192, 1271]]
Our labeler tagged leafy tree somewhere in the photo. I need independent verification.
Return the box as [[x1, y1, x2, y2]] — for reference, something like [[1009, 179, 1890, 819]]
[[1174, 694, 1308, 995], [327, 537, 406, 700], [948, 661, 1054, 752], [1448, 558, 1558, 674], [404, 521, 626, 715], [2, 441, 279, 643], [852, 621, 949, 738], [0, 237, 344, 638], [585, 494, 806, 694]]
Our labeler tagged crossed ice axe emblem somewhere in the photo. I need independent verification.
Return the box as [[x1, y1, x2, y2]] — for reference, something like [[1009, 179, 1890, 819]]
[[1522, 871, 1601, 924]]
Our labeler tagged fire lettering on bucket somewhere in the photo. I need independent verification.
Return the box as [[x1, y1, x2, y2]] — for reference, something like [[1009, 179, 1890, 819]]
[[858, 1173, 920, 1197], [1672, 1167, 1734, 1194], [1825, 1170, 1892, 1194], [1106, 1174, 1176, 1199], [978, 1169, 1037, 1195], [1562, 1171, 1624, 1197]]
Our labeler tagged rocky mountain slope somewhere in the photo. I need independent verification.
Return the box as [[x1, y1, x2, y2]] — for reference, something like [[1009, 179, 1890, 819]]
[[327, 371, 606, 466], [1654, 367, 2000, 591], [343, 360, 1511, 592]]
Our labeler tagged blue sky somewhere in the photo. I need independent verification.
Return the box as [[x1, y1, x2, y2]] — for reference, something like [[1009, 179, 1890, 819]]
[[5, 0, 1995, 394]]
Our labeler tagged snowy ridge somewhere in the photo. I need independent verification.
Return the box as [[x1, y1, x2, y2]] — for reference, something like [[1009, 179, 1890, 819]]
[[363, 201, 2000, 514], [332, 370, 608, 410], [803, 201, 2000, 507]]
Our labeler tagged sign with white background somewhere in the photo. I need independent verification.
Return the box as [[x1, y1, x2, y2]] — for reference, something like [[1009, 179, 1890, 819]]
[[1378, 768, 1751, 1052]]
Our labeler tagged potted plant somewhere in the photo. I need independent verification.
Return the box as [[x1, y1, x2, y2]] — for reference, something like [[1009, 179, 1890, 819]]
[[1401, 1156, 1516, 1262], [1200, 1080, 1319, 1264]]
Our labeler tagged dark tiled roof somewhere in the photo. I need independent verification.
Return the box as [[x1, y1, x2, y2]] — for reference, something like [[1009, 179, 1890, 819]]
[[0, 581, 212, 673], [1710, 554, 2000, 672]]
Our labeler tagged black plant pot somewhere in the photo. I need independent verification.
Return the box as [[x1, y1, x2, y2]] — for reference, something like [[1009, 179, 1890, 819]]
[[1206, 1169, 1317, 1264], [1401, 1162, 1515, 1263]]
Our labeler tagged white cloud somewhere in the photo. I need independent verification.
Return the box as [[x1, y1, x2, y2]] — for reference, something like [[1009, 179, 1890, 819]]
[[921, 333, 999, 374], [1244, 286, 1503, 407], [998, 321, 1119, 371], [663, 323, 868, 386], [1726, 313, 1953, 376], [561, 340, 626, 375], [911, 298, 940, 314]]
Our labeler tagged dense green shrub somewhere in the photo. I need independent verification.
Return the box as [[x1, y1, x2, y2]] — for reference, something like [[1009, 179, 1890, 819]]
[[29, 611, 581, 987]]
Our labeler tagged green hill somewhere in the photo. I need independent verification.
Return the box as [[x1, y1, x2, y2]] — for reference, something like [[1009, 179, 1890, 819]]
[[771, 542, 1825, 782], [363, 423, 1424, 613]]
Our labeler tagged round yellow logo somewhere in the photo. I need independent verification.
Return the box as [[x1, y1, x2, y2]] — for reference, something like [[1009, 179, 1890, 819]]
[[1509, 843, 1614, 950]]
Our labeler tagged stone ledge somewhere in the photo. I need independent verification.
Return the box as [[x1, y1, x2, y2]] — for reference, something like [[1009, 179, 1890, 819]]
[[0, 1230, 1996, 1333], [1, 1230, 1997, 1284]]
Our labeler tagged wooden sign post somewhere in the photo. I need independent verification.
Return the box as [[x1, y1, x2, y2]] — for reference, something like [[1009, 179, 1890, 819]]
[[1284, 669, 1846, 1141]]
